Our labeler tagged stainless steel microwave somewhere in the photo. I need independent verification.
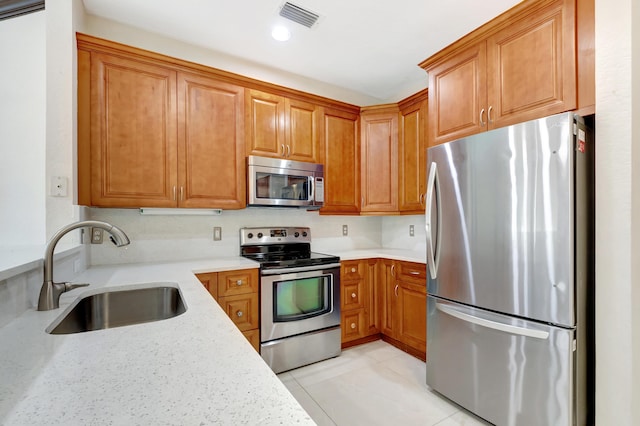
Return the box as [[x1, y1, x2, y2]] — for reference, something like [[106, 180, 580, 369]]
[[247, 155, 324, 209]]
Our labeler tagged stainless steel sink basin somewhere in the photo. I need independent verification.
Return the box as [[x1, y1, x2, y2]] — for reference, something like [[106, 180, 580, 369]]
[[46, 283, 186, 335]]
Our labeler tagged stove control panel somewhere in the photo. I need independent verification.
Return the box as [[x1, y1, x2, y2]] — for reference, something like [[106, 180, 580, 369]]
[[240, 227, 311, 246]]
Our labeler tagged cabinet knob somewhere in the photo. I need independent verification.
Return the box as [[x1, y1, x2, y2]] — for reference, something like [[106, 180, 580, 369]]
[[351, 267, 356, 273], [236, 279, 243, 286], [351, 292, 357, 299], [236, 310, 243, 317], [350, 323, 356, 329]]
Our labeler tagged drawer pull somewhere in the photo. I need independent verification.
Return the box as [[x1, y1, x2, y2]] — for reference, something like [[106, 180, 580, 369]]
[[351, 292, 357, 299], [236, 280, 244, 286], [350, 323, 356, 329], [236, 310, 243, 318], [409, 271, 420, 275]]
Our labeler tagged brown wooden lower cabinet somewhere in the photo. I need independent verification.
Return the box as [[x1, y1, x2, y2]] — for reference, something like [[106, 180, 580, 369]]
[[340, 259, 380, 347], [341, 258, 427, 361], [196, 269, 260, 352]]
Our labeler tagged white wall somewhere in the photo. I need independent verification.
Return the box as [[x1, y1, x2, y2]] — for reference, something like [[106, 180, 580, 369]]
[[0, 11, 46, 246], [87, 207, 384, 265], [45, 0, 87, 244], [82, 15, 381, 106], [595, 0, 640, 424]]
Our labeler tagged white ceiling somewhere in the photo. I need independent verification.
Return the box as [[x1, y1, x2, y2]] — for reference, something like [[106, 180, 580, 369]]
[[81, 0, 523, 104]]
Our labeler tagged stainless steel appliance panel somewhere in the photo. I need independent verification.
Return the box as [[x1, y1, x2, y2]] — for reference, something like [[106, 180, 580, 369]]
[[427, 296, 575, 426], [261, 266, 341, 342], [426, 112, 576, 327], [261, 326, 341, 374], [247, 155, 324, 208]]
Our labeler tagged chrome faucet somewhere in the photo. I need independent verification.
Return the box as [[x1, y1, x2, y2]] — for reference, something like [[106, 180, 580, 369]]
[[38, 220, 130, 311]]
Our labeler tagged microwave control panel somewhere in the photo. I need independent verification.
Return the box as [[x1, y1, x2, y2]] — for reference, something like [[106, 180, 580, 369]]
[[315, 177, 324, 202]]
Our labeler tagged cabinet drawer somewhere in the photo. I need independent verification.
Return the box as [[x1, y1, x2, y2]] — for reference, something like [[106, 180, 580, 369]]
[[342, 280, 364, 310], [341, 260, 365, 281], [218, 293, 259, 331], [342, 309, 366, 342], [217, 269, 259, 297], [396, 261, 427, 283]]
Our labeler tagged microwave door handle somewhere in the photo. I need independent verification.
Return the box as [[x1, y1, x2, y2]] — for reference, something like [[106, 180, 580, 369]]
[[308, 176, 314, 201]]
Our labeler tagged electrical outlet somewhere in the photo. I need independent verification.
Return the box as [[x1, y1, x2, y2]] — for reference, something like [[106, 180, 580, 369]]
[[213, 226, 222, 241], [91, 228, 103, 244], [342, 225, 348, 236], [409, 225, 415, 237]]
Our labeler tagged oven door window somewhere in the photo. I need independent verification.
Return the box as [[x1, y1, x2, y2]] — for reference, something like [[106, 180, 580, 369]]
[[256, 172, 309, 201], [273, 275, 331, 322]]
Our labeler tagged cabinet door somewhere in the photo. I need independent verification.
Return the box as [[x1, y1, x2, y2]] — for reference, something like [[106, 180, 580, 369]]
[[427, 42, 487, 146], [286, 98, 320, 162], [245, 89, 286, 158], [89, 52, 178, 207], [360, 111, 398, 213], [378, 259, 396, 337], [320, 107, 360, 214], [397, 280, 427, 355], [399, 98, 427, 213], [365, 258, 380, 334], [177, 72, 245, 209], [486, 0, 576, 129]]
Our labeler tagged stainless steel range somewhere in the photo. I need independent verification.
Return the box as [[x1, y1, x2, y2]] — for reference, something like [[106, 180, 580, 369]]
[[240, 227, 341, 373]]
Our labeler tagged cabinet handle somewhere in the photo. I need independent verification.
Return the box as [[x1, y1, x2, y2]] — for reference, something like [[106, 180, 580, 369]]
[[172, 186, 177, 201], [286, 145, 290, 157], [420, 193, 425, 206], [480, 108, 486, 127], [351, 267, 356, 273], [351, 292, 357, 299], [350, 323, 356, 329], [391, 264, 395, 277], [179, 186, 184, 201], [236, 280, 243, 286], [488, 106, 493, 124], [281, 144, 286, 157], [236, 310, 243, 318], [410, 271, 420, 275], [394, 284, 399, 297]]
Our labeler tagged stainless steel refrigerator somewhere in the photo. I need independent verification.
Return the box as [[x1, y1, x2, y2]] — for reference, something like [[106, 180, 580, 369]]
[[425, 112, 594, 426]]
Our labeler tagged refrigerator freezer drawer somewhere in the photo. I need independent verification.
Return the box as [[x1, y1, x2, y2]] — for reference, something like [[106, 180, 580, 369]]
[[426, 296, 576, 426]]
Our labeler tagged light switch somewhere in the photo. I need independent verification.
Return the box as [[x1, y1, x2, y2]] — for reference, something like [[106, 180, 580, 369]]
[[50, 176, 68, 197]]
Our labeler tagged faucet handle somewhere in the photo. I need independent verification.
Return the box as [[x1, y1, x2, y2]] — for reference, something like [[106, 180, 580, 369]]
[[64, 283, 90, 292]]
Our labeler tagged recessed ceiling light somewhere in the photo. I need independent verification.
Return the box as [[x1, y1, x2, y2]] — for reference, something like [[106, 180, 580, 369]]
[[271, 25, 291, 41]]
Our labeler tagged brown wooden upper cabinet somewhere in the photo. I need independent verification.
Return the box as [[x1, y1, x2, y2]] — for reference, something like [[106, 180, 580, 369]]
[[77, 35, 246, 209], [360, 105, 399, 214], [421, 0, 577, 146], [398, 92, 428, 214], [319, 107, 361, 215], [245, 89, 320, 163]]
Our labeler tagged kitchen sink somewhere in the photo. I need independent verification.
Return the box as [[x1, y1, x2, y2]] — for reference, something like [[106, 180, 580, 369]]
[[46, 283, 186, 335]]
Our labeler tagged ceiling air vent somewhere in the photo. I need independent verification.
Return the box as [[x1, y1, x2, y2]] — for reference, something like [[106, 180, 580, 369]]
[[279, 2, 320, 28]]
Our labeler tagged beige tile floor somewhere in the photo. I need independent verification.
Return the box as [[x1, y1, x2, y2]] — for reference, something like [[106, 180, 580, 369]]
[[278, 340, 491, 426]]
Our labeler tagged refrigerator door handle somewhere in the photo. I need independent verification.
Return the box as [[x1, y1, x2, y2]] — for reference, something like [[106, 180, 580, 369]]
[[425, 162, 441, 278], [436, 302, 550, 340]]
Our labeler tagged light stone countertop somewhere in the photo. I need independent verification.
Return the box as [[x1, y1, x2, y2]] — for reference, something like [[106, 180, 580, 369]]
[[0, 257, 314, 426], [0, 249, 425, 425], [331, 248, 426, 264]]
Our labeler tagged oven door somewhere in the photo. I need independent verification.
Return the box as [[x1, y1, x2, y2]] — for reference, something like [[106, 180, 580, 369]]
[[260, 264, 341, 343]]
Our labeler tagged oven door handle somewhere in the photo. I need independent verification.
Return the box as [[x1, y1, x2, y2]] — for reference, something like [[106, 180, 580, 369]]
[[261, 263, 341, 275]]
